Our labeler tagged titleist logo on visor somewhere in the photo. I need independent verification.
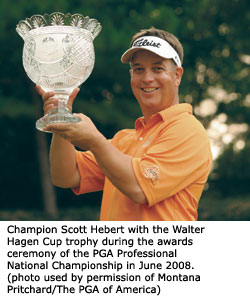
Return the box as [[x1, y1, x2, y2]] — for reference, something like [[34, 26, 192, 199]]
[[133, 38, 161, 48]]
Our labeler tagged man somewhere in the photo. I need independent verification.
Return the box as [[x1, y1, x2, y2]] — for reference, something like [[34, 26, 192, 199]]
[[37, 27, 212, 221]]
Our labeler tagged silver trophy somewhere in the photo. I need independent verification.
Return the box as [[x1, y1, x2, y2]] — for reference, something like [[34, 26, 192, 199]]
[[16, 12, 102, 132]]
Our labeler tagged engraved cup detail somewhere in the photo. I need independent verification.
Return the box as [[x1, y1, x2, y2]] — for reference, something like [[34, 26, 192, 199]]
[[16, 12, 101, 132]]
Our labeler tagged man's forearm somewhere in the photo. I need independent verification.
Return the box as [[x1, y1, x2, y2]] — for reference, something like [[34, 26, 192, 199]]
[[49, 134, 80, 188], [43, 114, 146, 203], [90, 134, 147, 204]]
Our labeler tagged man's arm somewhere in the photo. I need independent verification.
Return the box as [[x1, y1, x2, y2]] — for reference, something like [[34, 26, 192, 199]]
[[44, 114, 147, 205], [90, 134, 147, 204], [36, 85, 146, 204], [36, 85, 80, 188], [49, 134, 80, 188]]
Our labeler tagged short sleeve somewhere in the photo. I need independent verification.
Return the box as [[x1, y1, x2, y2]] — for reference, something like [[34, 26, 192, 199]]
[[132, 116, 212, 207], [72, 150, 105, 195]]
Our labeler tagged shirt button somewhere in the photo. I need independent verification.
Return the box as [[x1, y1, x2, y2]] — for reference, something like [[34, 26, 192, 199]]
[[139, 137, 143, 141]]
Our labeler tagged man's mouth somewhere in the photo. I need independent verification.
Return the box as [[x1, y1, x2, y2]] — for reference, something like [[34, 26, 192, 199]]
[[141, 87, 159, 93]]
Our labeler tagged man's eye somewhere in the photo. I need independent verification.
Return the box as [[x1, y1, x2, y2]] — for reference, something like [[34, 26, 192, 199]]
[[154, 67, 164, 71], [133, 68, 143, 73]]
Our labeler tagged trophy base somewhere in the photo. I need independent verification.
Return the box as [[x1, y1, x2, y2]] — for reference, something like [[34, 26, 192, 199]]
[[36, 108, 81, 132]]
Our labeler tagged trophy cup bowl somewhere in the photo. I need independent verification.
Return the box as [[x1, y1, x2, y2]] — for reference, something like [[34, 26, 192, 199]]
[[16, 12, 102, 132]]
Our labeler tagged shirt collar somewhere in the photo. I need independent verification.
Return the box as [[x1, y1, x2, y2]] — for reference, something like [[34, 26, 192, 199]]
[[135, 103, 193, 130]]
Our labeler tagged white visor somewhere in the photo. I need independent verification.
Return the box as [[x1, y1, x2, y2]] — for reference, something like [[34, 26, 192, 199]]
[[121, 36, 181, 67]]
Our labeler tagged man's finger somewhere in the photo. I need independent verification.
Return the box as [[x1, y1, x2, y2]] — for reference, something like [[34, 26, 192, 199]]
[[44, 104, 55, 115], [36, 85, 45, 96], [43, 123, 71, 132], [42, 91, 56, 102], [68, 88, 80, 107], [73, 113, 85, 121]]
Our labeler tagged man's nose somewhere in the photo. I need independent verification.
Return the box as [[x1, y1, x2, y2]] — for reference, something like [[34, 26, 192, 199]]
[[142, 70, 154, 83]]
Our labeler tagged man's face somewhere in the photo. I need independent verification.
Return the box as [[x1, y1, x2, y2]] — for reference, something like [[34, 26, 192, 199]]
[[130, 50, 183, 122]]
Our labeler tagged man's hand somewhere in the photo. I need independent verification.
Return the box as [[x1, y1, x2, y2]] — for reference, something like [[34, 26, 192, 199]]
[[36, 86, 146, 204], [35, 85, 82, 189], [36, 85, 80, 115], [44, 114, 147, 204], [43, 114, 102, 151]]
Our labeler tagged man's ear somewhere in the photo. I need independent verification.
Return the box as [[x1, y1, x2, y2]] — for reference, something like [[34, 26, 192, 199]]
[[175, 67, 183, 87]]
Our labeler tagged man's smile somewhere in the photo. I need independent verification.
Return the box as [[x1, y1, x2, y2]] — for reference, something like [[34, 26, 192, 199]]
[[141, 87, 159, 93]]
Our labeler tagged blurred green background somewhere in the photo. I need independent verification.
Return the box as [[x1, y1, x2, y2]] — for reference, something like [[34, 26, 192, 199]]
[[0, 0, 249, 221]]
